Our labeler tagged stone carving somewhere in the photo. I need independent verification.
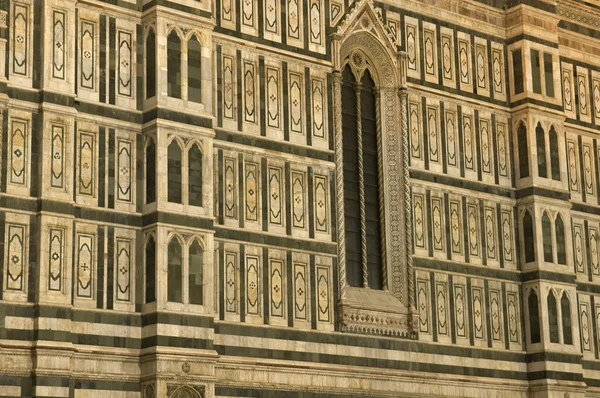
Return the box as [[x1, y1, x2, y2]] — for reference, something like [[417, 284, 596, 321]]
[[7, 224, 25, 291]]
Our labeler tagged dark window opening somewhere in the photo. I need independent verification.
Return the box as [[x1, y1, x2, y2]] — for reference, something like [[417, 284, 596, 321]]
[[548, 290, 559, 343], [518, 123, 529, 178], [536, 123, 547, 178], [561, 292, 572, 345], [188, 144, 203, 207], [168, 238, 183, 303], [549, 127, 560, 181], [168, 140, 182, 204], [555, 215, 566, 265], [167, 31, 182, 99], [145, 236, 156, 304], [145, 140, 156, 204], [544, 53, 554, 98], [542, 212, 553, 263], [146, 29, 156, 99], [189, 240, 203, 305], [512, 49, 524, 94], [529, 290, 540, 344], [531, 49, 542, 94], [188, 35, 202, 103], [524, 210, 535, 263]]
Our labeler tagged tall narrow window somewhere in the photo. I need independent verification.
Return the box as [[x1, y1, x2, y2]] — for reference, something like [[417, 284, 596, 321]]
[[561, 292, 572, 344], [167, 238, 183, 303], [524, 210, 535, 262], [529, 290, 540, 344], [342, 66, 361, 288], [531, 49, 541, 94], [536, 123, 547, 178], [146, 29, 156, 99], [512, 49, 524, 95], [145, 236, 156, 304], [555, 215, 566, 265], [189, 240, 203, 305], [145, 139, 156, 204], [168, 140, 182, 203], [542, 211, 553, 262], [544, 53, 554, 98], [548, 291, 559, 343], [549, 127, 560, 181], [188, 35, 202, 103], [341, 65, 384, 290], [167, 31, 182, 99], [188, 144, 203, 207], [518, 123, 529, 178]]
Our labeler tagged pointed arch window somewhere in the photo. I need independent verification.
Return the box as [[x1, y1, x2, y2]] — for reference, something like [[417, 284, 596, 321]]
[[561, 292, 572, 344], [542, 212, 553, 262], [145, 139, 156, 204], [167, 31, 182, 99], [145, 28, 156, 99], [555, 214, 566, 265], [523, 210, 535, 263], [341, 64, 383, 290], [549, 126, 560, 181], [548, 290, 559, 343], [518, 123, 529, 178], [188, 35, 202, 103], [536, 123, 547, 178], [189, 240, 203, 305], [145, 236, 156, 304], [528, 290, 540, 344], [168, 238, 183, 303], [188, 144, 203, 207], [168, 140, 182, 203]]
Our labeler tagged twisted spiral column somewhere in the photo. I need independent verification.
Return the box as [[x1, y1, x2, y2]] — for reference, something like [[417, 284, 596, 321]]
[[355, 82, 368, 288], [375, 88, 387, 290]]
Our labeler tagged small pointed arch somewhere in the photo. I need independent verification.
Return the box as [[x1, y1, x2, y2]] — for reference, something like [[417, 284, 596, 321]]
[[188, 237, 204, 305], [167, 29, 182, 98], [144, 234, 156, 304], [145, 27, 156, 99], [145, 137, 156, 204], [170, 386, 202, 398], [517, 122, 529, 178], [542, 211, 553, 263], [555, 213, 566, 265], [167, 138, 183, 204], [528, 289, 541, 344], [188, 141, 203, 207], [523, 210, 535, 263], [167, 235, 183, 303], [561, 291, 573, 344], [549, 125, 560, 181], [548, 289, 559, 343], [536, 122, 547, 178], [187, 33, 202, 103]]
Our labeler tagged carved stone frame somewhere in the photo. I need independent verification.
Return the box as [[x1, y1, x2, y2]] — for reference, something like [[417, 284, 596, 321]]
[[331, 0, 416, 337]]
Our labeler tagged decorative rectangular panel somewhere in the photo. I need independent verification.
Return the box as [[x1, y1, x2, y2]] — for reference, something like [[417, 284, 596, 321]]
[[475, 44, 487, 90], [480, 119, 492, 175], [423, 29, 436, 77], [6, 224, 25, 291], [222, 0, 233, 23], [76, 233, 94, 298], [266, 67, 281, 129], [270, 259, 284, 318], [406, 24, 418, 72], [13, 3, 29, 76], [463, 115, 474, 171], [567, 140, 579, 192], [316, 265, 330, 322], [417, 279, 429, 333], [78, 132, 95, 196], [117, 139, 132, 202], [436, 281, 448, 336], [10, 119, 28, 185], [472, 286, 485, 340], [563, 69, 574, 112], [224, 157, 237, 219], [288, 72, 303, 135], [264, 0, 280, 34], [496, 122, 508, 178], [268, 166, 283, 225], [458, 40, 470, 85], [243, 61, 257, 124], [445, 111, 457, 167], [484, 207, 497, 260], [51, 125, 65, 189], [454, 284, 467, 338], [241, 0, 255, 28], [441, 34, 454, 82], [52, 10, 65, 80], [311, 78, 325, 139], [490, 289, 502, 341], [246, 255, 260, 315], [413, 194, 426, 249], [427, 107, 439, 164], [578, 73, 589, 116], [292, 171, 305, 229], [117, 31, 132, 97], [593, 79, 600, 119], [573, 223, 585, 274], [501, 210, 514, 263], [492, 48, 504, 95], [580, 302, 591, 352], [409, 101, 421, 159], [245, 162, 259, 222], [225, 252, 237, 313], [314, 174, 328, 233], [467, 203, 480, 258], [80, 20, 95, 90], [430, 196, 444, 252], [590, 227, 599, 275], [287, 0, 301, 40], [294, 262, 307, 320], [222, 55, 235, 121], [48, 228, 64, 291], [309, 0, 323, 46], [583, 144, 594, 196], [449, 200, 462, 254], [116, 239, 132, 302], [506, 291, 519, 343]]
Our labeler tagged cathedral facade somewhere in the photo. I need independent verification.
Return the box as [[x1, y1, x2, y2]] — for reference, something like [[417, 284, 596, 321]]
[[0, 0, 599, 396]]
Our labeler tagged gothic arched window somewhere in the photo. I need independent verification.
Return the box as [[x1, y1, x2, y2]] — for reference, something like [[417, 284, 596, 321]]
[[529, 290, 541, 344], [555, 214, 566, 265], [549, 126, 560, 181], [167, 30, 182, 98], [188, 35, 202, 103], [168, 140, 182, 203], [523, 210, 535, 263], [145, 236, 156, 304], [341, 65, 383, 290], [189, 240, 203, 305], [145, 139, 156, 204], [145, 28, 156, 99], [548, 290, 559, 343], [188, 144, 203, 207], [561, 292, 572, 344], [542, 211, 553, 262], [536, 123, 547, 178], [168, 238, 183, 303], [518, 123, 529, 178]]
